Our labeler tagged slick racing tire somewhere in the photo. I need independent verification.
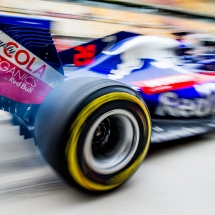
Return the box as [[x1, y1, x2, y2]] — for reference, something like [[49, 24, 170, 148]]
[[34, 77, 151, 193]]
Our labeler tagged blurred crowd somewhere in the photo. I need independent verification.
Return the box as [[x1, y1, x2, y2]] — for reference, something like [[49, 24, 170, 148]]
[[0, 0, 215, 51]]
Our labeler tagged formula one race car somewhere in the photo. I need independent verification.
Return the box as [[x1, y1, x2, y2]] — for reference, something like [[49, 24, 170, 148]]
[[1, 15, 215, 193]]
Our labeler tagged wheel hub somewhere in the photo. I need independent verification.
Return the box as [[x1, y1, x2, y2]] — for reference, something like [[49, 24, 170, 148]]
[[83, 109, 140, 175]]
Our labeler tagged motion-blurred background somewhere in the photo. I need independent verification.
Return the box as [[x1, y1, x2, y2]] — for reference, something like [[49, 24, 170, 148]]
[[1, 1, 215, 214], [1, 0, 215, 51]]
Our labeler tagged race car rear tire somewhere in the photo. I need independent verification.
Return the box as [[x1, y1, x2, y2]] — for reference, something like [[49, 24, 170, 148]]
[[34, 77, 151, 193]]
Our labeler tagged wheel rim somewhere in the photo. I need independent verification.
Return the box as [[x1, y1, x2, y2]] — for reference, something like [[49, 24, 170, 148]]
[[83, 109, 140, 175]]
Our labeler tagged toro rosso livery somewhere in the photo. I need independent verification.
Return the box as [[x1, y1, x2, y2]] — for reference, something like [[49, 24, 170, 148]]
[[1, 15, 215, 193]]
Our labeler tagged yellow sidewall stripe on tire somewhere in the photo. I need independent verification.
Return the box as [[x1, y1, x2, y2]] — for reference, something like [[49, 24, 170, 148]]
[[66, 92, 151, 191]]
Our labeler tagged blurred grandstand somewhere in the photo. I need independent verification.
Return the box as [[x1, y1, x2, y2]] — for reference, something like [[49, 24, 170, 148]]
[[0, 0, 215, 50]]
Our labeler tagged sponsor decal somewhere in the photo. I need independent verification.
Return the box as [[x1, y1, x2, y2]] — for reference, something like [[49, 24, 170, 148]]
[[133, 74, 215, 94], [0, 30, 63, 88], [134, 74, 196, 94], [0, 54, 53, 103], [155, 91, 215, 117], [0, 55, 38, 94], [0, 30, 64, 103], [0, 40, 16, 55]]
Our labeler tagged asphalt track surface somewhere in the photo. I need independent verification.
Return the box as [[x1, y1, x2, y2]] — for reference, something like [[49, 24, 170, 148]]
[[0, 110, 215, 215]]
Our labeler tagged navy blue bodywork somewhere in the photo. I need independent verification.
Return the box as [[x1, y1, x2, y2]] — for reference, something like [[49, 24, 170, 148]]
[[63, 37, 215, 143], [1, 14, 215, 143], [0, 15, 64, 75]]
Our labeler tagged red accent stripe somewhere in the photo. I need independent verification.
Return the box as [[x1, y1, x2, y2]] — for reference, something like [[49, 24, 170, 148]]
[[133, 74, 215, 94]]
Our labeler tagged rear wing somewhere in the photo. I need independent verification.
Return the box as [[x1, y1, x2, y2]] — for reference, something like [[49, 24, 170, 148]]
[[0, 15, 64, 75], [0, 15, 64, 104], [59, 31, 140, 66], [0, 15, 139, 139], [0, 15, 140, 105]]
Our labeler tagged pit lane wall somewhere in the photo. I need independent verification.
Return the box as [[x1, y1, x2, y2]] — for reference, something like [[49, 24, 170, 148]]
[[1, 0, 215, 40]]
